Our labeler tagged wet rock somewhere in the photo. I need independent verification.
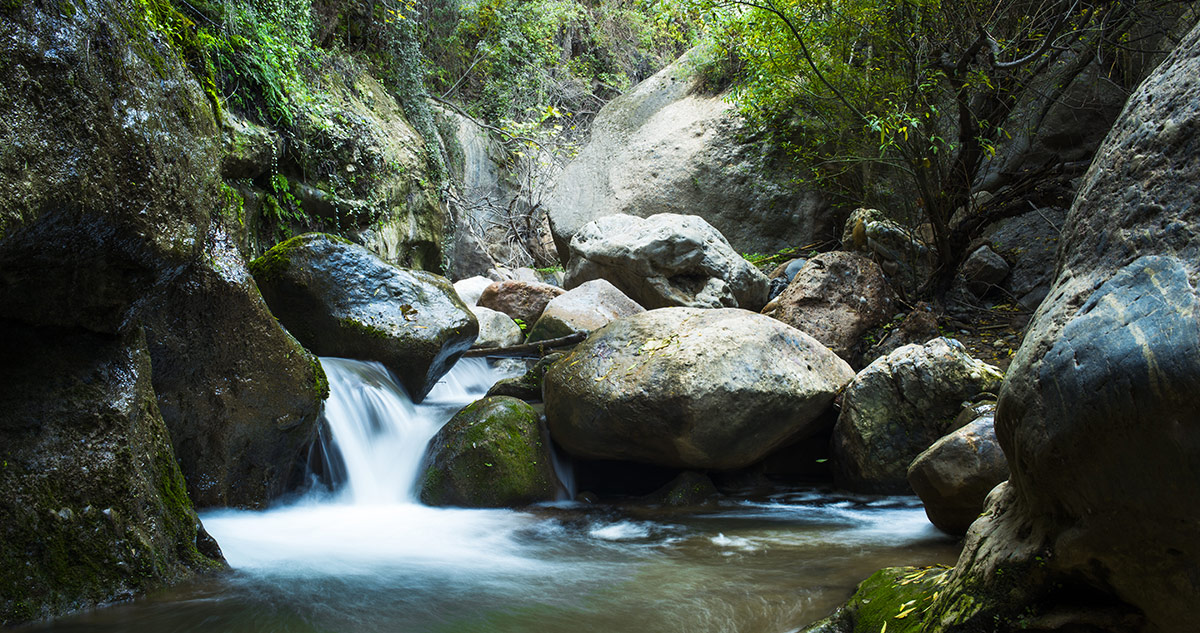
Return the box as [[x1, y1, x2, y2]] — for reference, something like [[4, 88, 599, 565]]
[[250, 233, 477, 401], [545, 49, 830, 263], [144, 227, 326, 508], [470, 306, 524, 349], [831, 338, 1004, 494], [908, 408, 1008, 535], [476, 280, 566, 326], [419, 396, 559, 508], [914, 20, 1200, 633], [565, 214, 770, 311], [486, 353, 565, 402], [643, 472, 719, 507], [762, 251, 896, 365], [526, 279, 645, 343], [544, 307, 854, 469], [0, 324, 225, 625]]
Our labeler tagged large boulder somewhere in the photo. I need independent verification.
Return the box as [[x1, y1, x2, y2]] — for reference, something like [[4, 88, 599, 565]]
[[762, 251, 896, 364], [476, 280, 566, 326], [0, 324, 225, 625], [0, 0, 328, 511], [143, 226, 327, 508], [907, 406, 1008, 535], [565, 214, 770, 311], [924, 20, 1200, 632], [526, 279, 645, 342], [250, 233, 478, 400], [453, 275, 495, 306], [544, 308, 855, 469], [419, 396, 559, 507], [807, 21, 1200, 633], [545, 49, 830, 262], [831, 338, 1004, 494]]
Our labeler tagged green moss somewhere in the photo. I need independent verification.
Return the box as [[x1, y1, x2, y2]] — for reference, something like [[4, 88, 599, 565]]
[[309, 355, 329, 401], [248, 232, 323, 281], [337, 317, 395, 340], [841, 566, 950, 633], [0, 0, 22, 11]]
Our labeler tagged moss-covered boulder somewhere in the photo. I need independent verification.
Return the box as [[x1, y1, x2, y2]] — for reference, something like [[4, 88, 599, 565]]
[[485, 353, 564, 402], [419, 396, 559, 507], [250, 232, 478, 400], [0, 324, 226, 626]]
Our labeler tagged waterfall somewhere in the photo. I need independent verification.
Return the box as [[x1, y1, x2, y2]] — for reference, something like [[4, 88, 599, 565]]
[[315, 356, 513, 504]]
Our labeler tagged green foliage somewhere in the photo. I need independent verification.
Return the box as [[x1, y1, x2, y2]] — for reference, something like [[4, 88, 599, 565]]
[[424, 0, 701, 126], [695, 0, 1164, 287]]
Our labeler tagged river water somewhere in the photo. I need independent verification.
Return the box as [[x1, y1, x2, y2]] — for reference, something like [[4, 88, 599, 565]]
[[31, 358, 959, 633]]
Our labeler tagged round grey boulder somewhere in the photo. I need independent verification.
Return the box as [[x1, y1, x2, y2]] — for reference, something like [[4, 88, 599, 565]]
[[470, 306, 524, 349], [564, 214, 770, 311], [831, 337, 1004, 494], [249, 233, 478, 401], [544, 307, 854, 470], [908, 407, 1008, 535], [526, 279, 645, 342]]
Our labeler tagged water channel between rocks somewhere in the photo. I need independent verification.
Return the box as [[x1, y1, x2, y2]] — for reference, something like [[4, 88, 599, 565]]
[[32, 358, 960, 633]]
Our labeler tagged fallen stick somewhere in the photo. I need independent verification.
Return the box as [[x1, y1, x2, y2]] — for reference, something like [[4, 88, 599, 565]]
[[462, 332, 586, 358]]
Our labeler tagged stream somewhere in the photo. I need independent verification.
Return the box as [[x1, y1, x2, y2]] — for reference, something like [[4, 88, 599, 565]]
[[30, 358, 959, 633]]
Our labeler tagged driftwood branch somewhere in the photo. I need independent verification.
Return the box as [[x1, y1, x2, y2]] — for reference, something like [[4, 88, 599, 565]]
[[462, 332, 586, 358]]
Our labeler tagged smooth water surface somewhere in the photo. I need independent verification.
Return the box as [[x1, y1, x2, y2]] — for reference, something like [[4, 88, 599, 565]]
[[30, 358, 960, 633]]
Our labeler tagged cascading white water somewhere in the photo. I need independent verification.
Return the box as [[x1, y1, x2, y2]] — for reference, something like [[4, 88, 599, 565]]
[[318, 356, 511, 504]]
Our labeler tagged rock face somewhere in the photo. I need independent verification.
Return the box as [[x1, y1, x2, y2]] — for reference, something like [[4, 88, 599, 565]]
[[526, 279, 645, 342], [476, 280, 566, 326], [545, 49, 829, 262], [831, 338, 1004, 494], [144, 227, 327, 508], [762, 251, 896, 364], [978, 206, 1065, 309], [470, 306, 524, 349], [250, 233, 478, 400], [0, 325, 225, 625], [565, 214, 770, 311], [922, 21, 1200, 632], [419, 396, 559, 507], [544, 308, 855, 469], [908, 408, 1008, 535]]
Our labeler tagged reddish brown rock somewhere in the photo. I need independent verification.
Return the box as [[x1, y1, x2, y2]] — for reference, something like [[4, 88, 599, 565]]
[[762, 251, 896, 365], [477, 280, 566, 326]]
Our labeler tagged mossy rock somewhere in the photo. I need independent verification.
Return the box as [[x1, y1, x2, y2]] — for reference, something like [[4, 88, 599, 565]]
[[0, 323, 226, 626], [250, 233, 477, 401], [419, 396, 559, 508], [484, 352, 565, 402]]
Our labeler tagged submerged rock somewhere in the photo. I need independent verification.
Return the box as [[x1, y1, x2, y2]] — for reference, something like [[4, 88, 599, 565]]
[[525, 279, 645, 343], [831, 338, 1004, 494], [419, 396, 559, 508], [544, 307, 854, 470], [0, 324, 225, 625], [564, 214, 770, 311], [907, 407, 1008, 535], [250, 233, 478, 400]]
